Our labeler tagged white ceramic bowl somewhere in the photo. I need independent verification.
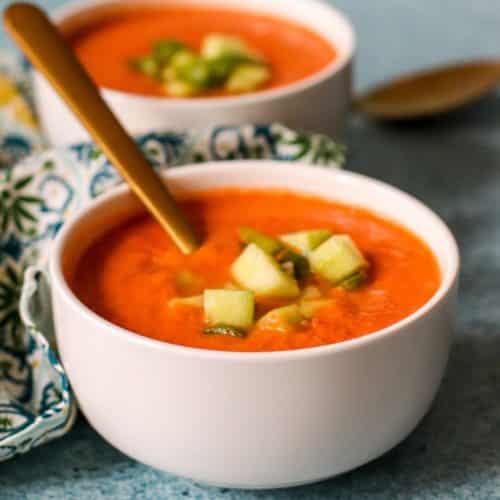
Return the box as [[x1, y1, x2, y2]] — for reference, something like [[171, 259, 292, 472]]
[[49, 162, 459, 489], [33, 0, 355, 146]]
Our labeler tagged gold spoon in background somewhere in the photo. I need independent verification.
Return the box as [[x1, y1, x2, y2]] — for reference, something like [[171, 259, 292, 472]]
[[4, 3, 199, 254], [354, 60, 500, 121]]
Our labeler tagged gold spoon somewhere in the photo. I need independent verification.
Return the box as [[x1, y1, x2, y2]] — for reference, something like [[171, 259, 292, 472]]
[[354, 60, 500, 121], [4, 3, 199, 254]]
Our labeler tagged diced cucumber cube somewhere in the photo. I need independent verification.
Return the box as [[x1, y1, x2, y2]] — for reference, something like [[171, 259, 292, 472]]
[[169, 295, 203, 308], [201, 34, 262, 62], [238, 226, 282, 254], [176, 58, 213, 88], [170, 50, 199, 70], [299, 299, 333, 318], [169, 51, 210, 91], [226, 64, 271, 94], [257, 304, 303, 332], [165, 80, 199, 97], [204, 289, 254, 330], [161, 66, 176, 82], [131, 56, 160, 78], [231, 244, 300, 298], [280, 230, 332, 255], [309, 235, 368, 285]]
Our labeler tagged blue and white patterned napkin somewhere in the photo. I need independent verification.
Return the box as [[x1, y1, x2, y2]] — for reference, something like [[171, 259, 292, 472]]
[[0, 52, 345, 462]]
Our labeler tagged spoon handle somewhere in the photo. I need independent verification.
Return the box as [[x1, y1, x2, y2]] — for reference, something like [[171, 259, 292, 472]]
[[4, 3, 199, 254]]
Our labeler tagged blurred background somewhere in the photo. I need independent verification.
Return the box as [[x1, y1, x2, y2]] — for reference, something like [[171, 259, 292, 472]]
[[2, 0, 500, 92]]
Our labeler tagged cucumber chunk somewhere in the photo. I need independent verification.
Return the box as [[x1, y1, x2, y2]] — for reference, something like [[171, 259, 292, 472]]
[[231, 244, 300, 298], [204, 289, 255, 330], [170, 50, 199, 70], [201, 34, 262, 62], [175, 58, 213, 88], [309, 235, 368, 285], [225, 64, 271, 93], [131, 56, 160, 78], [257, 304, 303, 332], [169, 51, 213, 90], [165, 80, 199, 97], [169, 295, 203, 308], [204, 325, 246, 338], [280, 230, 332, 255], [299, 299, 333, 319], [162, 65, 176, 82], [238, 226, 282, 254]]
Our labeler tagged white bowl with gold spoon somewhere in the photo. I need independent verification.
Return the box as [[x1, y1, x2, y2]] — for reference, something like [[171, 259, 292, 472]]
[[47, 160, 459, 489]]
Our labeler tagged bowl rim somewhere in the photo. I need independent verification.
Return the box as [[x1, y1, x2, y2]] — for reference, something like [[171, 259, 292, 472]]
[[49, 0, 356, 107], [49, 161, 460, 361]]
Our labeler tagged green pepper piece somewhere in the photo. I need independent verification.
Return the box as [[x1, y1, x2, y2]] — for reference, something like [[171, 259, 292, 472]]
[[203, 325, 247, 338], [153, 39, 185, 64]]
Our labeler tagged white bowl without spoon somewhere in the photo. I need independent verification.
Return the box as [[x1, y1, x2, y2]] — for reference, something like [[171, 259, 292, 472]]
[[33, 0, 355, 146], [49, 161, 459, 489]]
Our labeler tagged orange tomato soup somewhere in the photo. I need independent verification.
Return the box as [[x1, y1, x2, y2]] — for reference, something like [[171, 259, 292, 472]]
[[69, 6, 337, 97], [69, 190, 441, 352]]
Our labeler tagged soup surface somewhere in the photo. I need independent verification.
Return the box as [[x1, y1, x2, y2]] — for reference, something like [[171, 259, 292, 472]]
[[69, 190, 441, 352], [69, 6, 337, 97]]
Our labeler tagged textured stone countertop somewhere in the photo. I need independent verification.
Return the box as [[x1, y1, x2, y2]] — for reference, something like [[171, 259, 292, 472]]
[[1, 0, 500, 498]]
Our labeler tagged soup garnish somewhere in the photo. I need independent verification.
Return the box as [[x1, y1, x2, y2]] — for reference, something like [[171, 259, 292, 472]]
[[166, 226, 369, 337], [131, 34, 271, 97], [70, 189, 441, 352]]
